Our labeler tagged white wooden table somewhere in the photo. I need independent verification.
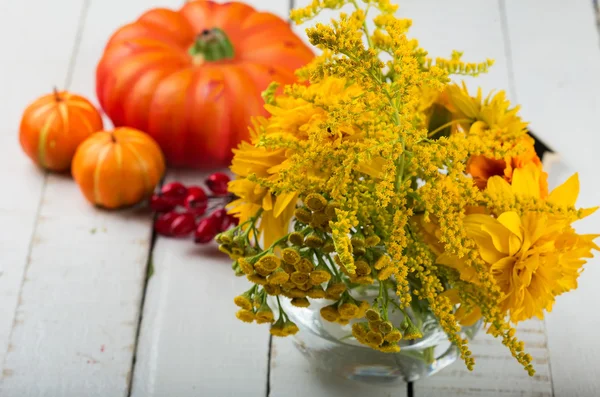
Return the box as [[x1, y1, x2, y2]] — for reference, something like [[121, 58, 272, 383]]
[[1, 0, 599, 396]]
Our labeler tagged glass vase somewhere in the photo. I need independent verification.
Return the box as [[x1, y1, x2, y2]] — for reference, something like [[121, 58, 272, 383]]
[[276, 286, 482, 385]]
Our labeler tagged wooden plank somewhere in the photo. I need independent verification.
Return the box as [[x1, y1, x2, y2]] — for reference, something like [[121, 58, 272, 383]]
[[504, 3, 600, 396], [0, 0, 85, 377], [414, 320, 552, 397], [0, 0, 179, 396], [536, 161, 600, 397], [504, 0, 600, 171], [129, 2, 292, 395], [400, 0, 512, 98], [130, 170, 271, 397]]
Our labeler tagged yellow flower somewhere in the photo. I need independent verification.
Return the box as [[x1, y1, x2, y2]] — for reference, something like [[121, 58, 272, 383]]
[[227, 137, 298, 248], [440, 167, 599, 322], [466, 136, 549, 198], [445, 82, 528, 137]]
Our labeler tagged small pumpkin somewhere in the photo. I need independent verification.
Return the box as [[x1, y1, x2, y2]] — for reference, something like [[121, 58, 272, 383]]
[[19, 89, 104, 172], [72, 127, 166, 209], [96, 0, 314, 168]]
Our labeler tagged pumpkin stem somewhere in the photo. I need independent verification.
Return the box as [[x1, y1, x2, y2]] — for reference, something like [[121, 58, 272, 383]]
[[188, 28, 234, 62], [110, 133, 117, 143], [53, 86, 62, 102]]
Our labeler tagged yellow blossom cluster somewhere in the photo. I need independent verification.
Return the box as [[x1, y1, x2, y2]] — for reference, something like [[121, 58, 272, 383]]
[[221, 0, 599, 376]]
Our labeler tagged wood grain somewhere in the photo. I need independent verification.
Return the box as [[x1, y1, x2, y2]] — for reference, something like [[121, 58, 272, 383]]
[[503, 0, 600, 171], [129, 170, 271, 397], [0, 0, 179, 395], [0, 0, 86, 380], [504, 2, 600, 396], [415, 320, 553, 397]]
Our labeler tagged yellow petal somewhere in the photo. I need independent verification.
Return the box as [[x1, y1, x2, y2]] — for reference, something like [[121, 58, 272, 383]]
[[511, 166, 540, 199], [273, 192, 297, 218], [465, 214, 511, 261], [548, 173, 579, 207], [496, 212, 523, 256], [262, 193, 273, 211], [579, 206, 599, 219], [497, 212, 523, 241], [490, 256, 517, 284], [486, 175, 512, 196], [440, 289, 460, 304], [456, 305, 482, 327]]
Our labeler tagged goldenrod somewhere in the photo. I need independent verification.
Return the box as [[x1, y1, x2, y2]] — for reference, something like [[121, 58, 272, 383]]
[[222, 0, 598, 376]]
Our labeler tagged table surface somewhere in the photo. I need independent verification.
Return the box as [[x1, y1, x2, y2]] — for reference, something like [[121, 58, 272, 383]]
[[1, 0, 600, 396]]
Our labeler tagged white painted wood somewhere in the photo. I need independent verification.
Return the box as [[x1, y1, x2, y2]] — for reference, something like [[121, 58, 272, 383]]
[[130, 170, 271, 397], [538, 162, 600, 397], [504, 0, 600, 172], [292, 0, 512, 100], [504, 3, 600, 396], [400, 0, 512, 100], [0, 0, 179, 396], [0, 0, 85, 378], [415, 319, 553, 396], [270, 337, 407, 397]]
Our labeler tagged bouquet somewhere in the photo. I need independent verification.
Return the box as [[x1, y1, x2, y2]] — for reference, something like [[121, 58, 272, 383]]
[[219, 0, 598, 375]]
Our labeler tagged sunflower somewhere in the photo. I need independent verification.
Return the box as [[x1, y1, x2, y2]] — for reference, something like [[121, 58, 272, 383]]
[[439, 165, 599, 323]]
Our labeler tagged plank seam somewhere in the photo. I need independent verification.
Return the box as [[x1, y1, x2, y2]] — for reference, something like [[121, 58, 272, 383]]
[[126, 225, 158, 397], [497, 0, 518, 103], [594, 0, 600, 38], [266, 335, 273, 397], [64, 0, 92, 90], [542, 319, 556, 397], [500, 3, 556, 396], [0, 0, 91, 376], [126, 170, 169, 396]]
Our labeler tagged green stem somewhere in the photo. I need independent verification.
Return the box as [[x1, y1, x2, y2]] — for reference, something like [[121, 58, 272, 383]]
[[276, 295, 287, 320], [427, 118, 471, 137], [189, 28, 235, 62], [350, 0, 373, 49], [382, 281, 390, 321], [324, 254, 342, 279]]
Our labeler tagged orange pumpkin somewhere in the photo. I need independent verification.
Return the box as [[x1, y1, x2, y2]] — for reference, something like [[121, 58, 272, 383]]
[[72, 127, 166, 209], [96, 0, 314, 169], [19, 90, 104, 172]]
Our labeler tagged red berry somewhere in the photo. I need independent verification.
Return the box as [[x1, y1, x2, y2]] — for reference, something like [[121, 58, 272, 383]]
[[170, 213, 197, 237], [150, 195, 178, 213], [154, 211, 179, 236], [210, 208, 227, 224], [154, 211, 196, 237], [205, 172, 230, 195], [161, 182, 188, 202], [185, 186, 208, 216], [195, 217, 219, 244]]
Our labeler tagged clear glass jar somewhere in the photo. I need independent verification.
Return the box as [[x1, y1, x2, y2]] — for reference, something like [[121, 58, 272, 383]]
[[275, 286, 482, 385]]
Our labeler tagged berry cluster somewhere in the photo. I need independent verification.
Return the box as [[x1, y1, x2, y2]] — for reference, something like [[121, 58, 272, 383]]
[[150, 172, 237, 243]]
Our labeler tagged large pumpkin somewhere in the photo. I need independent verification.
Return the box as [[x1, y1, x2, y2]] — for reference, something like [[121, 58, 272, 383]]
[[72, 127, 166, 209], [19, 90, 104, 172], [96, 0, 314, 168]]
